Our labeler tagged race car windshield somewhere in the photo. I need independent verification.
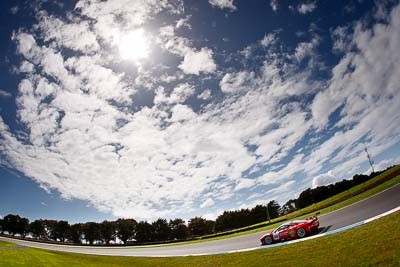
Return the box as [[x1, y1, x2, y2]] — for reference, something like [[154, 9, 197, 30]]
[[274, 224, 290, 232]]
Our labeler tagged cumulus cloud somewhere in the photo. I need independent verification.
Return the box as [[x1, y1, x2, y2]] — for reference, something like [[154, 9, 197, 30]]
[[260, 33, 277, 47], [311, 171, 337, 188], [178, 48, 217, 75], [298, 2, 317, 14], [176, 16, 191, 29], [312, 5, 400, 130], [209, 0, 237, 11], [37, 15, 100, 53], [331, 26, 352, 52], [294, 36, 320, 62]]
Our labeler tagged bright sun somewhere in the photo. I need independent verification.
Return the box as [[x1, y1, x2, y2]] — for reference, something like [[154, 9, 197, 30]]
[[119, 29, 149, 61]]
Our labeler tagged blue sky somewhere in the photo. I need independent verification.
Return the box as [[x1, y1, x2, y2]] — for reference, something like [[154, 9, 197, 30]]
[[1, 0, 400, 223]]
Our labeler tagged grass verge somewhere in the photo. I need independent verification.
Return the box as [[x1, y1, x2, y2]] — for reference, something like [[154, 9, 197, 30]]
[[0, 211, 399, 266]]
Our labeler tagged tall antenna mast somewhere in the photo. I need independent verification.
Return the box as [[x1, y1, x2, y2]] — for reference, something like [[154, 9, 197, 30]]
[[364, 145, 375, 173]]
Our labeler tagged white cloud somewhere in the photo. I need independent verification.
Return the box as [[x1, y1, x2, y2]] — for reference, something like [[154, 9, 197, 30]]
[[208, 0, 237, 11], [312, 5, 400, 130], [10, 6, 19, 14], [176, 16, 191, 29], [311, 171, 337, 188], [12, 32, 39, 61], [19, 61, 35, 73], [197, 89, 212, 100], [219, 71, 255, 94], [202, 209, 225, 220], [294, 37, 320, 62], [298, 2, 317, 14], [0, 90, 12, 98], [170, 83, 195, 103], [155, 83, 195, 105], [270, 0, 278, 12], [234, 178, 256, 191], [373, 156, 400, 172], [200, 198, 215, 208], [169, 104, 197, 122], [260, 33, 277, 47], [178, 48, 217, 75], [331, 26, 351, 53], [37, 15, 100, 53]]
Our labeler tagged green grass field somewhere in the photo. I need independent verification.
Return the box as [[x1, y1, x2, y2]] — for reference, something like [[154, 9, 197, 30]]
[[1, 210, 399, 266]]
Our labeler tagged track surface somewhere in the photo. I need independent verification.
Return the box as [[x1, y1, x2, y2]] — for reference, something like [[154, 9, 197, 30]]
[[2, 184, 400, 256]]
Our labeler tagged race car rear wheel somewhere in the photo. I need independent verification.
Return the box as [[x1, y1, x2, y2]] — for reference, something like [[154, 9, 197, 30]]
[[264, 236, 272, 245], [297, 228, 306, 238]]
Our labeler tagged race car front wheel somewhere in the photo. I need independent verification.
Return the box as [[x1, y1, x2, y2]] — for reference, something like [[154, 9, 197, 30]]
[[297, 228, 306, 238], [264, 236, 272, 245]]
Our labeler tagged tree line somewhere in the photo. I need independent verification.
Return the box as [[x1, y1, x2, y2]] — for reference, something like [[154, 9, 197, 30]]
[[0, 165, 395, 244], [0, 215, 216, 245], [293, 168, 387, 210]]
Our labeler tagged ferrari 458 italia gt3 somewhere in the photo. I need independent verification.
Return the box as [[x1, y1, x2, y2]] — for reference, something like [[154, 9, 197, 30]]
[[260, 216, 319, 245]]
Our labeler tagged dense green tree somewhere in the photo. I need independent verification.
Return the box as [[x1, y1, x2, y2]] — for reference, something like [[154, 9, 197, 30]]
[[135, 221, 153, 243], [54, 221, 70, 242], [116, 219, 137, 244], [18, 217, 29, 237], [152, 218, 170, 242], [82, 222, 101, 245], [3, 214, 18, 235], [188, 217, 214, 236], [29, 220, 46, 239], [100, 220, 115, 244], [215, 205, 269, 232], [250, 205, 268, 224], [294, 168, 389, 210], [68, 223, 82, 244], [42, 220, 57, 241], [45, 220, 70, 242], [266, 200, 281, 220], [215, 210, 251, 231], [168, 219, 188, 240], [3, 214, 29, 236]]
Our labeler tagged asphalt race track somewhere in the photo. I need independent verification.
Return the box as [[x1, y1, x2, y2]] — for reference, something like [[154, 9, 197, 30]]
[[2, 184, 400, 257]]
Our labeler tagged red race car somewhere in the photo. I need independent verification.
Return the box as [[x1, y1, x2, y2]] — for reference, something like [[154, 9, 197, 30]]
[[260, 216, 319, 245]]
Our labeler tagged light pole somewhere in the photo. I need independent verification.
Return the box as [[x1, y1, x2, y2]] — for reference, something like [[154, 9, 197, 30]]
[[266, 203, 270, 224], [364, 145, 375, 173]]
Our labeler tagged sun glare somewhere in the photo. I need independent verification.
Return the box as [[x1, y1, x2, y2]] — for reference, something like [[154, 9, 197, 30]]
[[119, 29, 149, 61]]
